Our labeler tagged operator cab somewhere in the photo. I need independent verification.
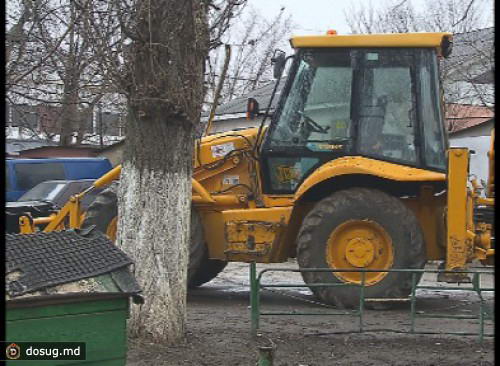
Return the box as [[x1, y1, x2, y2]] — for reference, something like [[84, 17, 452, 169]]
[[260, 32, 451, 194]]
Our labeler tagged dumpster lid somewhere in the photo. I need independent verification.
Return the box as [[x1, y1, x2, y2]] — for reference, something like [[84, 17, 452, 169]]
[[6, 230, 134, 297]]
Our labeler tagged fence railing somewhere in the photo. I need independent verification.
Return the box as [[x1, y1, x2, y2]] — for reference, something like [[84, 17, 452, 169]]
[[249, 263, 494, 342]]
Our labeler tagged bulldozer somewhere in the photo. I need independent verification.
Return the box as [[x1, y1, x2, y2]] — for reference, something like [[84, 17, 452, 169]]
[[18, 31, 495, 308]]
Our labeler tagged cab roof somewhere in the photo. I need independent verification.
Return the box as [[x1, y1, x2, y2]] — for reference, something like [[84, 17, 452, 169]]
[[290, 32, 452, 55]]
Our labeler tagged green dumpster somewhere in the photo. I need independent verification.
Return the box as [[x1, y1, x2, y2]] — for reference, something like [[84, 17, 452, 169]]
[[7, 293, 131, 365], [6, 230, 142, 365]]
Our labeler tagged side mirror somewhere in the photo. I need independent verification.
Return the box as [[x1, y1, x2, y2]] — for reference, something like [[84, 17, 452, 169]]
[[441, 35, 453, 58], [271, 49, 286, 79], [246, 98, 260, 120]]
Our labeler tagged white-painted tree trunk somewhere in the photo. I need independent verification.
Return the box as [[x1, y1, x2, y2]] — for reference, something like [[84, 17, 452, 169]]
[[116, 0, 208, 344], [117, 119, 193, 344]]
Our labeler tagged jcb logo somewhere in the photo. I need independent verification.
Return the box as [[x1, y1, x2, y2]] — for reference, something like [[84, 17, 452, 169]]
[[276, 165, 300, 184], [6, 343, 21, 360]]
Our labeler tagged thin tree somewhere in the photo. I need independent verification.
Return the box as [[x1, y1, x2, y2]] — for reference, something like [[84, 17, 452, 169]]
[[204, 6, 294, 109], [6, 0, 126, 145], [344, 0, 490, 34]]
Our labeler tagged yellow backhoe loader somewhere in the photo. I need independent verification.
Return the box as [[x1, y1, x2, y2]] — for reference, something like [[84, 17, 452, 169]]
[[18, 31, 494, 308]]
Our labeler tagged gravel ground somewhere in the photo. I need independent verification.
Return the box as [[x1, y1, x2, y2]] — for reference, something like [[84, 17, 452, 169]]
[[127, 260, 494, 365]]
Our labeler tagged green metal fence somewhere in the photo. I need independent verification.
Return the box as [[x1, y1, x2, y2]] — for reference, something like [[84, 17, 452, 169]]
[[249, 263, 494, 342]]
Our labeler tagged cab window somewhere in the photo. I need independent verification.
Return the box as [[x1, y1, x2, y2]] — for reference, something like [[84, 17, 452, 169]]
[[268, 49, 353, 149], [356, 50, 418, 164]]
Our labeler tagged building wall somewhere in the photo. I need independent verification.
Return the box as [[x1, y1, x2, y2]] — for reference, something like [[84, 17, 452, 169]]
[[97, 143, 125, 166], [17, 147, 98, 159], [6, 103, 123, 138], [449, 135, 492, 187], [448, 121, 494, 187], [448, 120, 494, 138], [6, 139, 58, 156]]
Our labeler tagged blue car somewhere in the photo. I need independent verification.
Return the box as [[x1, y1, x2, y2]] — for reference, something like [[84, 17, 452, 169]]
[[5, 157, 112, 201]]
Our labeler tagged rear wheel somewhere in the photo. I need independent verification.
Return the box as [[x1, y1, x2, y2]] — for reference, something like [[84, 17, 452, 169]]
[[81, 183, 118, 241], [81, 186, 226, 287], [297, 188, 426, 308]]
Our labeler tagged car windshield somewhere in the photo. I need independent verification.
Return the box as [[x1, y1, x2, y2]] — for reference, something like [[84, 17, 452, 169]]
[[18, 182, 67, 202]]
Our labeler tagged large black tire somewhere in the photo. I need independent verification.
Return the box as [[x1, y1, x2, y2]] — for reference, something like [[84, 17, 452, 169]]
[[297, 188, 426, 309], [81, 187, 226, 287], [81, 182, 118, 240]]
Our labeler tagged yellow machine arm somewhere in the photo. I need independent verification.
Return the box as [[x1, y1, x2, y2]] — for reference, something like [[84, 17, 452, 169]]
[[18, 164, 123, 234], [92, 164, 122, 188], [18, 162, 219, 234], [443, 128, 495, 279]]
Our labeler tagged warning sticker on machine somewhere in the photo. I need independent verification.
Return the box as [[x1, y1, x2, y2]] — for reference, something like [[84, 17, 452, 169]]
[[211, 142, 235, 158], [222, 175, 240, 185]]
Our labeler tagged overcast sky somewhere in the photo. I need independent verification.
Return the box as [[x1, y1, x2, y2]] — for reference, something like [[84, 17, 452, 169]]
[[249, 0, 494, 36]]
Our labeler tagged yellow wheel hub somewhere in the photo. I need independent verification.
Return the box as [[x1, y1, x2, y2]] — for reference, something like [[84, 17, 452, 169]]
[[345, 238, 376, 268], [106, 217, 118, 242], [326, 219, 394, 286]]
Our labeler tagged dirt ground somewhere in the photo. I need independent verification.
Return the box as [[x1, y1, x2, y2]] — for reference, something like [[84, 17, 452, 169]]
[[127, 260, 494, 366]]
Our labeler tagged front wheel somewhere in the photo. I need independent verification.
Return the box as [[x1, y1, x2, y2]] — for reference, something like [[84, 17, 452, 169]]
[[296, 188, 426, 308]]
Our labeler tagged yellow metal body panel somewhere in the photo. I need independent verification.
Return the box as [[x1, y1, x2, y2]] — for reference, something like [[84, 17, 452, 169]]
[[445, 148, 473, 270], [193, 194, 243, 206], [19, 216, 36, 234], [192, 178, 215, 203], [194, 128, 296, 262], [194, 129, 258, 258], [402, 187, 447, 261], [193, 128, 262, 205], [261, 195, 294, 208], [215, 207, 292, 263], [294, 156, 446, 201], [290, 32, 452, 52], [194, 128, 259, 168], [198, 211, 227, 259]]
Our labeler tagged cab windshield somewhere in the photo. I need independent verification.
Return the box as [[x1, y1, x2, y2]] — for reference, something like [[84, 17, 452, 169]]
[[266, 48, 447, 171]]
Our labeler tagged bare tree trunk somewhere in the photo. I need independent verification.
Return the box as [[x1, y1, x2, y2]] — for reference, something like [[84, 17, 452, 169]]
[[59, 2, 79, 146], [116, 0, 208, 344], [59, 76, 79, 146]]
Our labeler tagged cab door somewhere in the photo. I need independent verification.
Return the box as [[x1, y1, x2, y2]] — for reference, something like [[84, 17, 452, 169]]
[[260, 49, 355, 194]]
